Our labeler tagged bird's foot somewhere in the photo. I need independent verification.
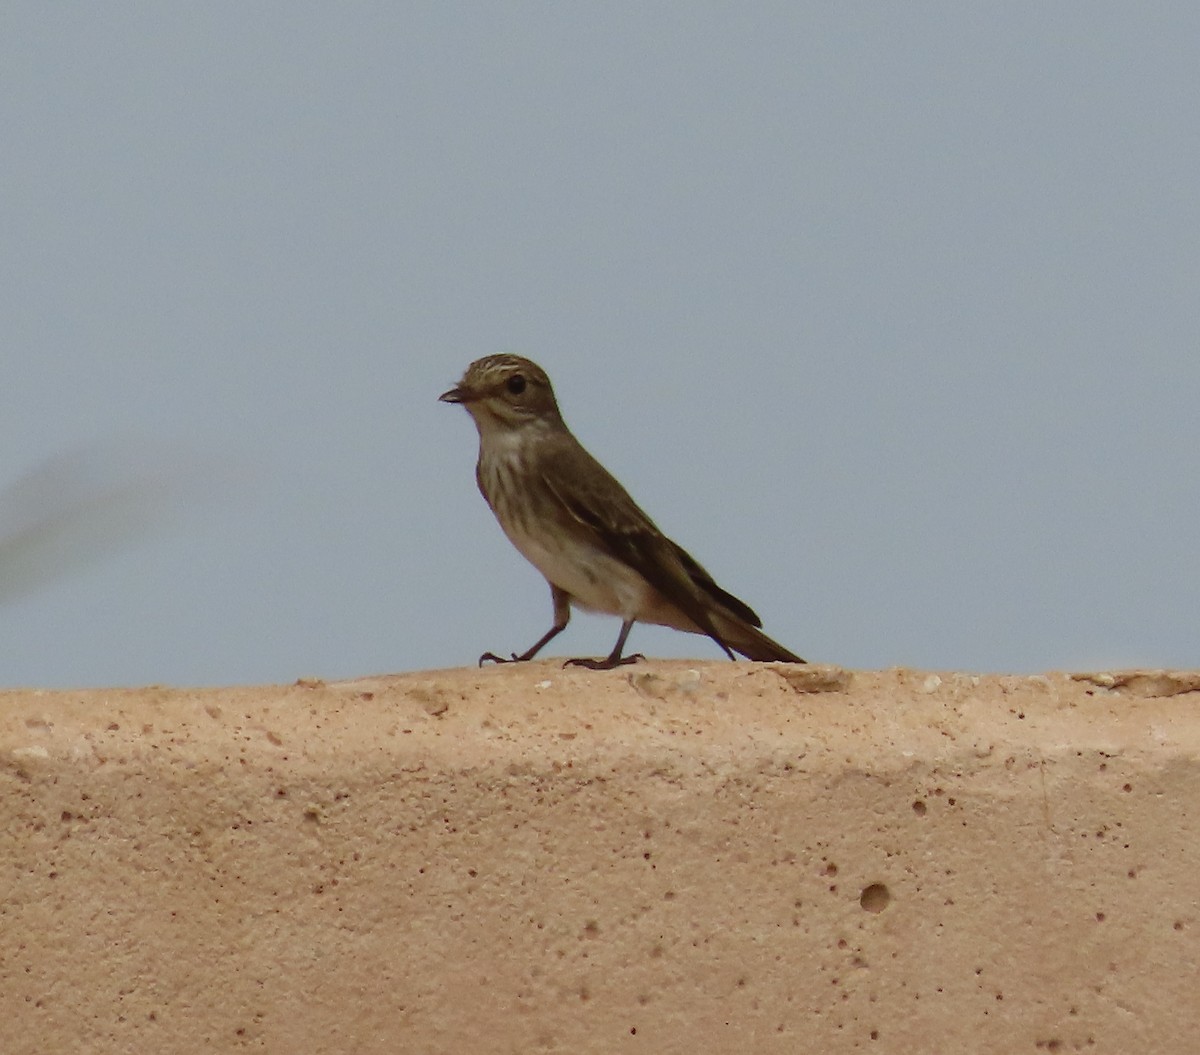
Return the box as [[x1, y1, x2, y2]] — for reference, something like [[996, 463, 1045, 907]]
[[563, 652, 645, 671], [478, 651, 525, 666]]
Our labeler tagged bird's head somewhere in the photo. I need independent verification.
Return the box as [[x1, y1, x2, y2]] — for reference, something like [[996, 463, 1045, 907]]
[[440, 354, 563, 433]]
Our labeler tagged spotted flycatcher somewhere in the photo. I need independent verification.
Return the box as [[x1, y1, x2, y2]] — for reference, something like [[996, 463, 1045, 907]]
[[440, 354, 805, 669]]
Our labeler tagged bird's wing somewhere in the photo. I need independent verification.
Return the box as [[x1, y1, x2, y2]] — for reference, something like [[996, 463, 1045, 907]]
[[664, 540, 763, 628], [539, 441, 762, 635]]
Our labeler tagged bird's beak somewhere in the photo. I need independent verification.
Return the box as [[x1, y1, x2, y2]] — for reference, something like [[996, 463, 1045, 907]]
[[439, 384, 470, 404]]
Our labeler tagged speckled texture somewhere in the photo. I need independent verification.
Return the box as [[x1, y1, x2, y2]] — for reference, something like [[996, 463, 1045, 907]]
[[2, 663, 1199, 1054]]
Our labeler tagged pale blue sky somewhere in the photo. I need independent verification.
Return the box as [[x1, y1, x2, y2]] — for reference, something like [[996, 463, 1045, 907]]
[[2, 4, 1197, 686]]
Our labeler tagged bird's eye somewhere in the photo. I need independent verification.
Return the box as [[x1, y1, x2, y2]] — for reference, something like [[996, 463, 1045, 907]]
[[506, 374, 527, 395]]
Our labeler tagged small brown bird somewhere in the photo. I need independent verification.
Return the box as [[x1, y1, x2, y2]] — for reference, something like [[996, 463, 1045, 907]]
[[441, 354, 805, 669]]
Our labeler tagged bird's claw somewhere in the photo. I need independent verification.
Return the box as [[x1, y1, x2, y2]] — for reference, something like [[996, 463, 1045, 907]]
[[563, 652, 644, 671], [478, 651, 523, 666]]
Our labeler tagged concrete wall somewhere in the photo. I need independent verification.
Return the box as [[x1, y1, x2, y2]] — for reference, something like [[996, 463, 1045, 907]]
[[2, 662, 1198, 1053]]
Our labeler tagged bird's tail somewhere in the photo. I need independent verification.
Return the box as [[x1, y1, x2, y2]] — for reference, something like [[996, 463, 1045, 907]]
[[714, 614, 806, 664]]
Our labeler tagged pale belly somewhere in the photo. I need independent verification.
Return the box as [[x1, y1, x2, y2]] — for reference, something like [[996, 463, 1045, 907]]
[[503, 519, 651, 619], [477, 432, 695, 631]]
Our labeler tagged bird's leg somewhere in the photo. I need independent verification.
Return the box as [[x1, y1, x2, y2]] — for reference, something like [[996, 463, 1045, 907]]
[[479, 622, 564, 665], [479, 586, 571, 666], [563, 620, 644, 671]]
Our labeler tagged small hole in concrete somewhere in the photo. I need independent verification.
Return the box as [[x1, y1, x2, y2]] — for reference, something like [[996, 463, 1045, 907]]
[[860, 883, 890, 913], [912, 801, 927, 816]]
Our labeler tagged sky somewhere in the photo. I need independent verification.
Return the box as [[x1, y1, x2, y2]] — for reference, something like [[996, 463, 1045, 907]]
[[2, 4, 1197, 688]]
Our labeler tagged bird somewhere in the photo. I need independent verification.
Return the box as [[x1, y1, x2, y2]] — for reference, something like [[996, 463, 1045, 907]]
[[440, 354, 805, 669]]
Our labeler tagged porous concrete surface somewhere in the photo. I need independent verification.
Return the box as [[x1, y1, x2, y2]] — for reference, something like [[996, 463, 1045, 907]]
[[2, 662, 1199, 1054]]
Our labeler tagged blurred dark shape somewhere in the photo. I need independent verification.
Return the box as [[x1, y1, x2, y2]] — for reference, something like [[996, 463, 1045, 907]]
[[0, 437, 239, 605]]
